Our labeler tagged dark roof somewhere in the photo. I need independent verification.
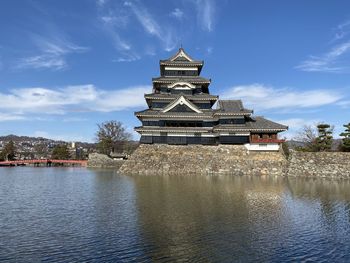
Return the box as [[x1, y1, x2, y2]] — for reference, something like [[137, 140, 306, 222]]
[[162, 48, 197, 62], [144, 93, 218, 101], [213, 117, 288, 132], [152, 76, 211, 84], [249, 116, 288, 131], [216, 100, 253, 113]]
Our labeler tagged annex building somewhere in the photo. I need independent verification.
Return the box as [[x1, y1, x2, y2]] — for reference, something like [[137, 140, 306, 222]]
[[134, 48, 287, 151]]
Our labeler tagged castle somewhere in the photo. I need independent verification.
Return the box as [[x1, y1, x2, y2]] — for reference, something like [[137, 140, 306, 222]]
[[134, 48, 287, 151]]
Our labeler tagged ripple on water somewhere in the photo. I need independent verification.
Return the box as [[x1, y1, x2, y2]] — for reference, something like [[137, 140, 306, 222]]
[[1, 169, 350, 262]]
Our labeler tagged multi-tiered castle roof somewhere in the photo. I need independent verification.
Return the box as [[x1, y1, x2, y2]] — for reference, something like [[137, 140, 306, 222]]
[[135, 48, 287, 149]]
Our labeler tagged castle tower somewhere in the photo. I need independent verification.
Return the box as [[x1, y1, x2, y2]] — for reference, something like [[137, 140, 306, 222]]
[[134, 48, 287, 150]]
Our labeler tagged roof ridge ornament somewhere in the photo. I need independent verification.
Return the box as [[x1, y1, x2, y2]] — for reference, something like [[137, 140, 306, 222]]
[[168, 81, 196, 90], [169, 48, 194, 62]]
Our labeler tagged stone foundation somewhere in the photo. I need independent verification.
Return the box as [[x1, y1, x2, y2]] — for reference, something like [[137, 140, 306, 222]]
[[87, 153, 124, 168], [287, 151, 350, 179], [118, 144, 287, 176]]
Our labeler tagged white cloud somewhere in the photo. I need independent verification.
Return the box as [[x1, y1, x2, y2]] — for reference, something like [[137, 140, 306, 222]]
[[337, 100, 350, 108], [170, 8, 184, 20], [0, 84, 149, 115], [274, 118, 320, 139], [62, 117, 88, 122], [33, 130, 90, 142], [124, 1, 177, 51], [194, 0, 215, 32], [113, 53, 141, 62], [0, 113, 26, 122], [96, 0, 107, 7], [221, 84, 342, 111], [16, 37, 89, 70], [333, 20, 350, 41], [207, 46, 213, 54], [296, 41, 350, 73]]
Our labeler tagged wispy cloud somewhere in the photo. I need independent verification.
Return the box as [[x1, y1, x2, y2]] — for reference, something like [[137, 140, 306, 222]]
[[170, 8, 184, 20], [113, 53, 140, 62], [124, 1, 177, 51], [274, 118, 321, 139], [333, 20, 350, 41], [221, 83, 342, 111], [16, 36, 89, 70], [207, 46, 213, 55], [194, 0, 215, 32], [100, 17, 132, 52], [337, 100, 350, 108], [62, 117, 88, 122], [97, 2, 143, 61], [0, 84, 149, 116], [296, 41, 350, 73], [0, 113, 26, 122], [96, 0, 108, 7], [297, 19, 350, 73]]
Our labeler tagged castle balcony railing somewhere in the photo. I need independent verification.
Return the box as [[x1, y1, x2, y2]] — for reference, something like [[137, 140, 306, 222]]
[[250, 138, 285, 144]]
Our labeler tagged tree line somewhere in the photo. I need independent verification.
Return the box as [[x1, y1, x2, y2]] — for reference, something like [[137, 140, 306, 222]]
[[0, 120, 137, 161], [294, 122, 350, 152]]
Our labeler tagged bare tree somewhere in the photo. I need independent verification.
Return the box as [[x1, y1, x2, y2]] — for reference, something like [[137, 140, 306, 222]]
[[96, 121, 132, 155], [294, 125, 318, 151], [295, 125, 317, 143]]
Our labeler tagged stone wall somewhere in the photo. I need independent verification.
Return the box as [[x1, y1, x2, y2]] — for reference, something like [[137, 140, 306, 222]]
[[287, 151, 350, 179], [87, 153, 124, 168], [119, 144, 287, 176]]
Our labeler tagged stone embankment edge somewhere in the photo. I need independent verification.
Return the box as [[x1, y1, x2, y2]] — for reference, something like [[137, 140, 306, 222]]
[[89, 146, 350, 179]]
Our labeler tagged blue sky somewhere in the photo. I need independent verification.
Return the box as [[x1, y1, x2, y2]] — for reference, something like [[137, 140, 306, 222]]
[[0, 0, 350, 142]]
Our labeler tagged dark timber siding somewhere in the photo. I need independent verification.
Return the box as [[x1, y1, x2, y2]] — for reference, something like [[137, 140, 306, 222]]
[[164, 70, 198, 76], [193, 103, 212, 109], [168, 136, 187, 145], [151, 102, 169, 108], [219, 136, 249, 144], [219, 118, 245, 124], [139, 136, 217, 145]]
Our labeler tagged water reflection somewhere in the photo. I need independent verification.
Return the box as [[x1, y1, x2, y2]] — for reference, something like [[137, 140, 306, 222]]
[[1, 168, 350, 262], [132, 175, 350, 262]]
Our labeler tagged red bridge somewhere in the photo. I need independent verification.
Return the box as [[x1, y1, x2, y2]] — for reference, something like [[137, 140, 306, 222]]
[[0, 159, 88, 166]]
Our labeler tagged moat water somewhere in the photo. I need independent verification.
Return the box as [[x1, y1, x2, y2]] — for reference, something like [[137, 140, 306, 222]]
[[1, 167, 350, 262]]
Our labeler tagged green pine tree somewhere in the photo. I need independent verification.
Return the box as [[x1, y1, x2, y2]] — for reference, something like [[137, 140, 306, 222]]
[[51, 144, 71, 160], [315, 124, 333, 151], [340, 123, 350, 152]]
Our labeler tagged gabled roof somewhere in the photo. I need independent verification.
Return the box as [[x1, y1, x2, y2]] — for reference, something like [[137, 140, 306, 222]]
[[215, 100, 253, 115], [168, 48, 194, 62], [213, 116, 288, 132], [217, 100, 252, 112], [162, 96, 203, 113], [160, 48, 204, 66]]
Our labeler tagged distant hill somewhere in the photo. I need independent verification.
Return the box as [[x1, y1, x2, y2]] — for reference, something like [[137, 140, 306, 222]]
[[0, 134, 62, 143], [287, 139, 342, 151], [0, 134, 96, 148]]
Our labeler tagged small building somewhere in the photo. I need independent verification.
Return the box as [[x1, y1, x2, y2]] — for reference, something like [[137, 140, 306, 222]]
[[135, 48, 287, 150]]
